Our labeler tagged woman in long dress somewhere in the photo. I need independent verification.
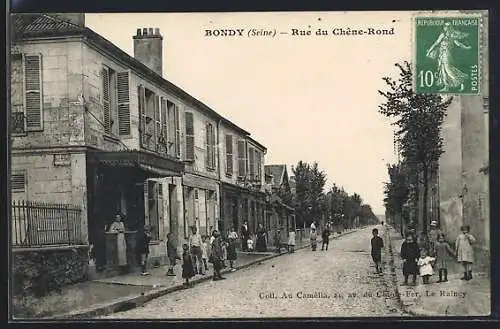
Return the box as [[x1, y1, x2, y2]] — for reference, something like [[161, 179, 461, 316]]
[[108, 214, 128, 269], [426, 22, 472, 92], [255, 223, 267, 252], [227, 227, 238, 271]]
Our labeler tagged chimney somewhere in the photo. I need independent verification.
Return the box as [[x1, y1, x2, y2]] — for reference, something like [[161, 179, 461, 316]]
[[48, 13, 85, 27], [133, 27, 163, 77]]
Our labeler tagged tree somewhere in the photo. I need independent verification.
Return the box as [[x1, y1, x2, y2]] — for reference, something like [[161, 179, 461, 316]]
[[383, 163, 410, 236], [378, 61, 451, 234]]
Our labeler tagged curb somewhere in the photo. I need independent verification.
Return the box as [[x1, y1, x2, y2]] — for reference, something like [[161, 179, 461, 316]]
[[47, 228, 361, 319], [384, 226, 427, 317]]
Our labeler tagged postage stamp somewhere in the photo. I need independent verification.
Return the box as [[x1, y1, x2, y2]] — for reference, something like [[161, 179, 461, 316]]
[[414, 16, 481, 94]]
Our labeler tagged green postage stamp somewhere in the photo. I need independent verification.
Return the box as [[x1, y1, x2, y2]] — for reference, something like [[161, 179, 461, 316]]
[[414, 15, 481, 94]]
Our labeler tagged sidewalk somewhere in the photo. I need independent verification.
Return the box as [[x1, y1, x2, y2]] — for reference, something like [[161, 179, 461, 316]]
[[385, 226, 491, 316], [12, 229, 357, 319]]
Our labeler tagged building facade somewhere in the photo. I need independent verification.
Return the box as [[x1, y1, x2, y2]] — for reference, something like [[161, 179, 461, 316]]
[[10, 13, 273, 279], [438, 11, 489, 250]]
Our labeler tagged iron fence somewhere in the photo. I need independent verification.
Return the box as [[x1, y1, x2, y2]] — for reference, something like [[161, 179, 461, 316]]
[[11, 200, 83, 247]]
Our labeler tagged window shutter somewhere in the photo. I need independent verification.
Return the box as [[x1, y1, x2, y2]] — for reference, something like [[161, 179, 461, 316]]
[[249, 147, 255, 180], [175, 105, 181, 158], [237, 140, 246, 177], [154, 95, 160, 150], [23, 54, 43, 131], [101, 67, 111, 134], [211, 124, 216, 169], [138, 85, 146, 147], [185, 112, 194, 161], [205, 123, 211, 169], [11, 172, 26, 192], [255, 151, 261, 182], [160, 97, 167, 139], [156, 182, 163, 240], [117, 71, 130, 135], [225, 135, 233, 174]]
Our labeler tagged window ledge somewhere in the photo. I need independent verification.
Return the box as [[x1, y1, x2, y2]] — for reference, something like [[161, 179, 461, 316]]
[[103, 134, 120, 143], [149, 240, 163, 245]]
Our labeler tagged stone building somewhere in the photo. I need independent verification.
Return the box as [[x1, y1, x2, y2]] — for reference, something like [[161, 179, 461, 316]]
[[437, 11, 489, 251], [10, 13, 270, 284]]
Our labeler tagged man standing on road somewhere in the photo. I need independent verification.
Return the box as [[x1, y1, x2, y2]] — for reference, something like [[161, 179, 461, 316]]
[[371, 228, 384, 274], [189, 226, 205, 275], [321, 224, 331, 251], [240, 221, 249, 251]]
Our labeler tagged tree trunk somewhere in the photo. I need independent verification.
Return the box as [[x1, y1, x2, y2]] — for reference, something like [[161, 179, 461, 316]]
[[422, 164, 429, 235]]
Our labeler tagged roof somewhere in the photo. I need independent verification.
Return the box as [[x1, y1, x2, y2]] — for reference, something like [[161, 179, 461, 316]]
[[247, 136, 267, 151], [12, 13, 251, 137], [265, 165, 286, 188]]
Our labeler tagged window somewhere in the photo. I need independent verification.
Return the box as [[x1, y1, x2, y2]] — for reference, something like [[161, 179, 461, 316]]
[[138, 85, 147, 147], [159, 97, 168, 152], [12, 172, 26, 192], [185, 112, 195, 161], [237, 140, 247, 177], [167, 101, 180, 158], [248, 147, 255, 180], [154, 95, 161, 151], [175, 105, 181, 158], [23, 54, 43, 131], [206, 122, 216, 170], [255, 150, 262, 182], [225, 134, 233, 175]]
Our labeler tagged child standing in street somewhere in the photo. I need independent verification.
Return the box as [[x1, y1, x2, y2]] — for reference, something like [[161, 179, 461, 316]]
[[221, 237, 228, 269], [201, 235, 209, 273], [310, 228, 318, 251], [274, 229, 282, 253], [166, 232, 178, 276], [247, 236, 254, 252], [138, 225, 152, 276], [456, 225, 476, 281], [181, 243, 195, 288], [417, 249, 435, 284], [370, 228, 384, 274], [400, 234, 420, 286], [287, 229, 296, 253], [435, 233, 455, 282]]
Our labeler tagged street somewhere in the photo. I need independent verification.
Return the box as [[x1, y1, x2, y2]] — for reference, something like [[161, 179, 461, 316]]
[[102, 226, 406, 318]]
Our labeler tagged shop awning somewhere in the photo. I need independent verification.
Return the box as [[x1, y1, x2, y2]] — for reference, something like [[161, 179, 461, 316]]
[[88, 150, 184, 177]]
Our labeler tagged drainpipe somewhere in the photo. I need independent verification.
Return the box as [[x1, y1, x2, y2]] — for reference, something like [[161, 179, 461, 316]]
[[216, 118, 222, 232]]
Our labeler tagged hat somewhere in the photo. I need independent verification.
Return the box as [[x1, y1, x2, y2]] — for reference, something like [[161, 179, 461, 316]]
[[430, 221, 437, 226]]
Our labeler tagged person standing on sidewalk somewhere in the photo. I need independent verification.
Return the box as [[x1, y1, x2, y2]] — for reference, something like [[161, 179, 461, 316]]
[[274, 229, 282, 253], [370, 228, 384, 274], [310, 228, 318, 251], [189, 226, 205, 275], [435, 233, 455, 283], [201, 235, 210, 273], [455, 225, 476, 281], [400, 234, 420, 286], [256, 223, 267, 252], [211, 231, 226, 281], [287, 228, 296, 253], [181, 243, 195, 288], [427, 221, 442, 257], [108, 214, 128, 273], [240, 221, 250, 251], [321, 224, 331, 251], [417, 249, 435, 284], [227, 227, 238, 271], [166, 233, 178, 276], [138, 225, 152, 276]]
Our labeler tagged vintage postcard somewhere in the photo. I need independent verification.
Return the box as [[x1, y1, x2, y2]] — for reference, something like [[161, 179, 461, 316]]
[[8, 10, 490, 320]]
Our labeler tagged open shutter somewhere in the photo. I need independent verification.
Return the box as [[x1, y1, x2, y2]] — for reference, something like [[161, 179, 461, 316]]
[[117, 71, 130, 135], [23, 54, 43, 131], [211, 124, 216, 169], [157, 182, 164, 240], [238, 140, 246, 177], [101, 67, 111, 134], [185, 112, 194, 161], [154, 95, 160, 151], [225, 135, 233, 174], [160, 98, 168, 149], [175, 105, 181, 158], [255, 151, 261, 182], [249, 147, 255, 180], [138, 85, 146, 147]]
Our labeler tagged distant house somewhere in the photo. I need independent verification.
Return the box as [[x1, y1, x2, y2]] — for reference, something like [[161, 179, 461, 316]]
[[264, 165, 295, 242]]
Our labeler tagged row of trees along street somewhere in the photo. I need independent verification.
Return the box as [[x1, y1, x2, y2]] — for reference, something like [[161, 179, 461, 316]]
[[379, 61, 452, 236], [291, 161, 380, 230]]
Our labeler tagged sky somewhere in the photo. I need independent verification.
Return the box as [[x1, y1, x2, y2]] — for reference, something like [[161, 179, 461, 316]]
[[85, 12, 415, 214]]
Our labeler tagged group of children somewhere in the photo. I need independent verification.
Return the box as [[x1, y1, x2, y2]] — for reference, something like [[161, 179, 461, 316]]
[[399, 225, 476, 286]]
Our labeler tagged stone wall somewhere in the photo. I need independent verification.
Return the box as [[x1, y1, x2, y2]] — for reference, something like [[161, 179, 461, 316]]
[[12, 246, 89, 298]]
